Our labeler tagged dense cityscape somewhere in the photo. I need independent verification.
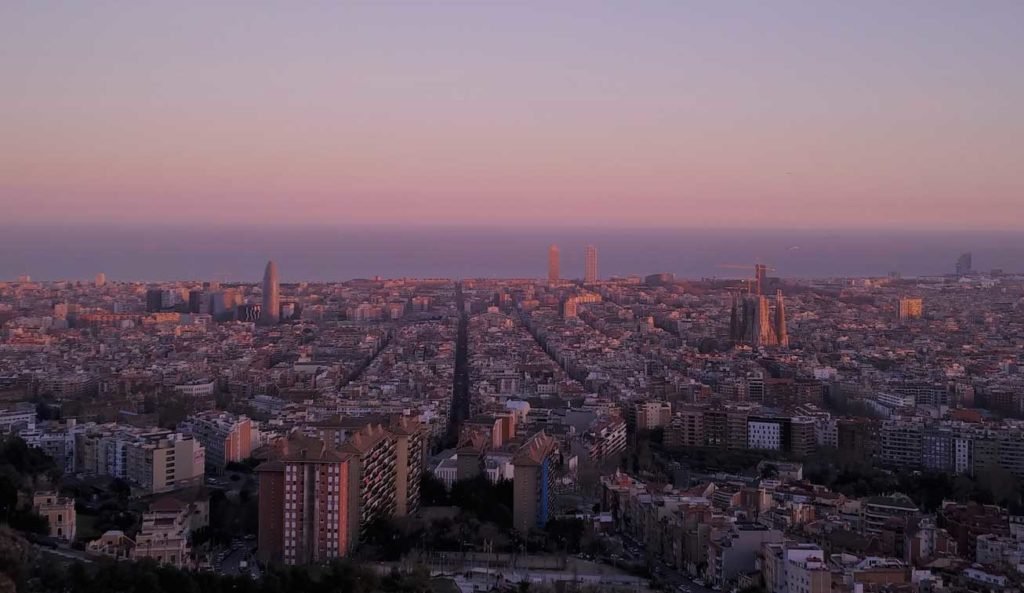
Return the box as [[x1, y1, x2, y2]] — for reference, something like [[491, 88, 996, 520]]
[[1, 246, 1023, 593]]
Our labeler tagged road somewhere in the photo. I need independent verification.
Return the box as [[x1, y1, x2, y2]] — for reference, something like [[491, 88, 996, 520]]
[[616, 534, 718, 593], [379, 561, 653, 590], [446, 282, 470, 446], [213, 541, 260, 579]]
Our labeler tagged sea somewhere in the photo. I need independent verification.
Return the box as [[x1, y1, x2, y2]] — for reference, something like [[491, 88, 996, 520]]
[[2, 225, 1022, 282]]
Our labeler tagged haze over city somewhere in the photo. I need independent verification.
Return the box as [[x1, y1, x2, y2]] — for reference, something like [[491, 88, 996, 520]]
[[5, 4, 1024, 593], [3, 1, 1024, 230]]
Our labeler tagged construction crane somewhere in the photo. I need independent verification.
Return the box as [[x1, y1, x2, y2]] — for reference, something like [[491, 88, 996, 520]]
[[716, 263, 777, 295], [717, 263, 777, 272]]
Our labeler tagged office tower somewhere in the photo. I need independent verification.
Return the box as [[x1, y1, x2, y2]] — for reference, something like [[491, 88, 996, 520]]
[[956, 252, 973, 276], [774, 290, 789, 347], [512, 431, 558, 532], [584, 245, 598, 283], [754, 264, 768, 295], [209, 289, 237, 321], [548, 244, 560, 284], [257, 433, 353, 565], [339, 424, 397, 547], [899, 297, 923, 321], [187, 290, 204, 314], [146, 289, 176, 311], [94, 273, 106, 287], [146, 290, 161, 313], [261, 260, 280, 325]]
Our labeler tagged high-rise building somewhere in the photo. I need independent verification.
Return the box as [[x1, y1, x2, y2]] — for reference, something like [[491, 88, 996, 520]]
[[339, 424, 397, 547], [389, 416, 426, 517], [547, 244, 560, 284], [187, 290, 205, 314], [257, 433, 353, 565], [898, 297, 923, 321], [261, 260, 280, 325], [512, 431, 558, 532], [956, 252, 973, 276], [146, 289, 164, 312], [584, 245, 598, 283], [94, 273, 106, 287], [210, 289, 238, 321]]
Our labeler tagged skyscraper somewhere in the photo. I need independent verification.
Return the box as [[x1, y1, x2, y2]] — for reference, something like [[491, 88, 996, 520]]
[[547, 244, 560, 284], [584, 245, 598, 284], [261, 260, 280, 325], [94, 272, 106, 287], [955, 252, 973, 276]]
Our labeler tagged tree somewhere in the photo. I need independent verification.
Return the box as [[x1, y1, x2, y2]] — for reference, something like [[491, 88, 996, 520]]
[[449, 476, 513, 527], [0, 476, 17, 521], [419, 472, 448, 506], [8, 510, 48, 535], [544, 518, 585, 553]]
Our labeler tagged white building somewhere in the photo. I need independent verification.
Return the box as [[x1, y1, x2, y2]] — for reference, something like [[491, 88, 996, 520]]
[[173, 380, 216, 398], [748, 420, 783, 451]]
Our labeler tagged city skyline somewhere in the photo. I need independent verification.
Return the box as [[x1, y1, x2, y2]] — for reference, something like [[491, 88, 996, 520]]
[[3, 226, 1022, 283], [3, 2, 1024, 229], [3, 1, 1024, 589]]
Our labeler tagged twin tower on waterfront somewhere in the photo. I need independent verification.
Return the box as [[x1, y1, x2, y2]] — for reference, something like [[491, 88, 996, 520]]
[[548, 244, 598, 284]]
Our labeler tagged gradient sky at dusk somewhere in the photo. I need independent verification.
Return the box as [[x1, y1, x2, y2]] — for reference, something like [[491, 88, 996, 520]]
[[2, 1, 1022, 229]]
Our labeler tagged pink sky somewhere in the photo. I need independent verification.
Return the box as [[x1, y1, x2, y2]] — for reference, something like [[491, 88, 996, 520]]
[[1, 2, 1022, 229]]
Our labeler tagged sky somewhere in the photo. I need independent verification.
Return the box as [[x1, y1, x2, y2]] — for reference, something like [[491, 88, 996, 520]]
[[1, 1, 1022, 230]]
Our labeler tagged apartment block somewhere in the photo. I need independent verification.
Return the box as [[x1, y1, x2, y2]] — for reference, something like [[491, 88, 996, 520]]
[[257, 433, 353, 565], [125, 433, 205, 493], [512, 431, 559, 533], [340, 423, 397, 547], [181, 411, 252, 473]]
